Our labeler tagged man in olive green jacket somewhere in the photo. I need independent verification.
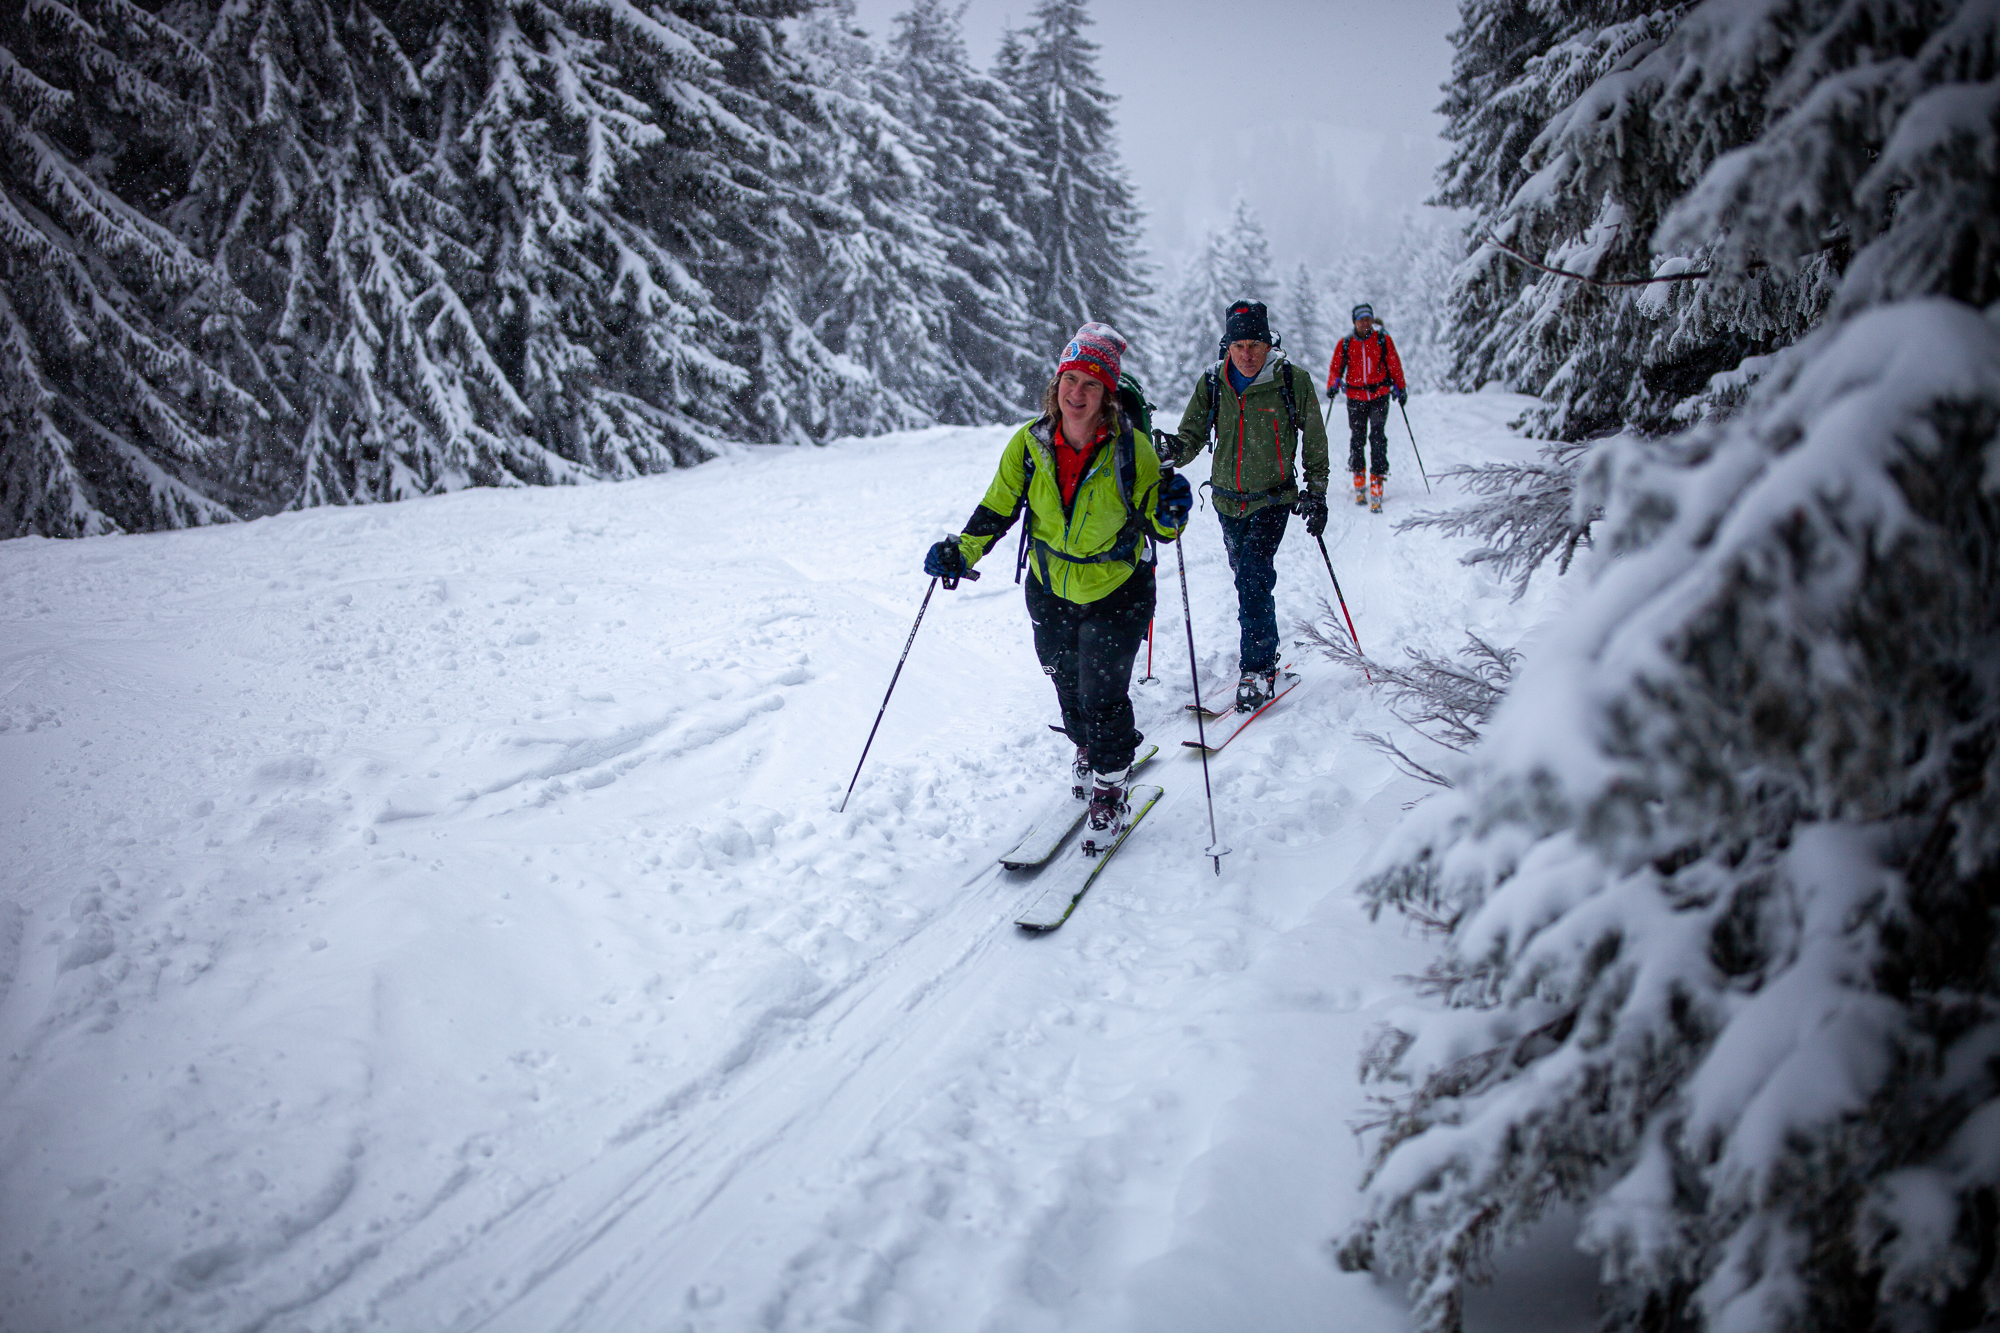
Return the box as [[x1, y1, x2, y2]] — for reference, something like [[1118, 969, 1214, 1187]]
[[1162, 300, 1330, 711]]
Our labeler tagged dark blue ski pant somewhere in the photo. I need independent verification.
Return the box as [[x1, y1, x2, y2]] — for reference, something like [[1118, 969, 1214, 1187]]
[[1216, 501, 1290, 675]]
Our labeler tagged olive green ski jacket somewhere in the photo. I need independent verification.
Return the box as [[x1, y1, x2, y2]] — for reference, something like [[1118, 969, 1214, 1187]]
[[1163, 354, 1330, 518], [947, 415, 1185, 605]]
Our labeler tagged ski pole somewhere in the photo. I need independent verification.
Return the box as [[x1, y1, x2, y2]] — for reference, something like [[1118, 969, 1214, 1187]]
[[839, 568, 977, 813], [1139, 618, 1158, 684], [1398, 399, 1431, 493], [1313, 533, 1371, 684], [1169, 480, 1227, 876]]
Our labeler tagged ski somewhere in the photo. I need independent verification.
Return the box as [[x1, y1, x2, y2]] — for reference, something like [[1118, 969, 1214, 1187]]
[[1181, 672, 1301, 754], [1181, 662, 1293, 721], [1014, 783, 1165, 931], [997, 744, 1158, 871], [1182, 694, 1233, 721]]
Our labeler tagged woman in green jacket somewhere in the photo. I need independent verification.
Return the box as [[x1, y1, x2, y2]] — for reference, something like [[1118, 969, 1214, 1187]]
[[925, 324, 1192, 847]]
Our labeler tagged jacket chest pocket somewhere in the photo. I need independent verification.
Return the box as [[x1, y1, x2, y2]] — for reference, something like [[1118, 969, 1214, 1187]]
[[1242, 406, 1280, 445], [1261, 408, 1287, 458]]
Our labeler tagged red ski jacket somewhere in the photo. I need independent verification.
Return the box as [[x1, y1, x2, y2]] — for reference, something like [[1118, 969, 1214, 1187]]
[[1327, 330, 1406, 401]]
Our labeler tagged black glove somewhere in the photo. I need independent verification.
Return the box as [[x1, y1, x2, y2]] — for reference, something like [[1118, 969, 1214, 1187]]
[[924, 537, 969, 587], [1392, 385, 1407, 405], [1294, 490, 1329, 537], [1156, 472, 1192, 530]]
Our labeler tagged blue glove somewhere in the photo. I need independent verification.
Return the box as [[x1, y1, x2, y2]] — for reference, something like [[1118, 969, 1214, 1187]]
[[1156, 472, 1193, 530], [1392, 385, 1407, 405], [1330, 379, 1345, 397], [924, 537, 968, 582]]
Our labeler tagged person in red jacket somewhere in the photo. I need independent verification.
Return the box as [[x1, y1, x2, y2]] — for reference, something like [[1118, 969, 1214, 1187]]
[[1326, 302, 1407, 512]]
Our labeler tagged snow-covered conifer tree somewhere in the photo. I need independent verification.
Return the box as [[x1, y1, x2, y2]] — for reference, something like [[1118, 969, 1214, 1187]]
[[0, 0, 251, 537], [1342, 3, 2000, 1329], [1434, 0, 1834, 440], [1001, 0, 1149, 358], [1285, 261, 1328, 377], [1373, 209, 1465, 394], [181, 0, 748, 511], [890, 0, 1043, 422], [788, 1, 964, 438], [1157, 199, 1279, 400], [652, 0, 878, 446], [440, 0, 737, 477]]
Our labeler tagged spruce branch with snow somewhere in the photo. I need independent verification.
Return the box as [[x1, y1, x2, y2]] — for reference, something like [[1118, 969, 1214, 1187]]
[[1305, 613, 1518, 791], [1395, 438, 1600, 601], [1342, 3, 2000, 1327], [1434, 0, 1834, 441], [0, 0, 252, 537]]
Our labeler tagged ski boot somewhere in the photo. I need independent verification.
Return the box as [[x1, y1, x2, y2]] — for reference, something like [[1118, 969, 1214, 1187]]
[[1071, 746, 1092, 801], [1235, 670, 1272, 713], [1351, 471, 1368, 506], [1369, 473, 1385, 513], [1081, 767, 1131, 855]]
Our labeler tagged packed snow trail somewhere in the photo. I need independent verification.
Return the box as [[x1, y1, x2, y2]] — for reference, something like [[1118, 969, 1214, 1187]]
[[0, 392, 1588, 1332]]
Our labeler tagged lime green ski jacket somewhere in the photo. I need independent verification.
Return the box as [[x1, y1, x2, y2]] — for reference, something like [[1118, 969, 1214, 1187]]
[[1163, 354, 1330, 518], [950, 415, 1185, 605]]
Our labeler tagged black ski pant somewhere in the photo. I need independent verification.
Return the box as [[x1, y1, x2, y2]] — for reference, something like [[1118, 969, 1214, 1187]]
[[1346, 396, 1390, 476], [1215, 501, 1290, 676], [1026, 565, 1153, 775]]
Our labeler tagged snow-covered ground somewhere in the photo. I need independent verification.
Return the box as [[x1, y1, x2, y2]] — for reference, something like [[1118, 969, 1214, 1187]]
[[1, 391, 1593, 1332]]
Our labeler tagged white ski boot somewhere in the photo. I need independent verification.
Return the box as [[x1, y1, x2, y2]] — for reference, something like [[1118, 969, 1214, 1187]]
[[1081, 767, 1131, 855]]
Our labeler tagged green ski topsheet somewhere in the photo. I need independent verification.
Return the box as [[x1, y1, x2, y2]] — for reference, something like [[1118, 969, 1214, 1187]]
[[1013, 783, 1165, 931]]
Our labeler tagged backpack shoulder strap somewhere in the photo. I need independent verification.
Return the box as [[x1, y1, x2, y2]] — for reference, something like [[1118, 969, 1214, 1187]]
[[1116, 424, 1156, 566], [1117, 424, 1137, 511], [1014, 427, 1039, 582], [1203, 363, 1222, 442], [1276, 362, 1300, 442]]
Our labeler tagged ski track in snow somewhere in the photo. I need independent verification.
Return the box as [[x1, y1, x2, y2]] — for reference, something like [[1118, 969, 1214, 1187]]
[[0, 393, 1576, 1333]]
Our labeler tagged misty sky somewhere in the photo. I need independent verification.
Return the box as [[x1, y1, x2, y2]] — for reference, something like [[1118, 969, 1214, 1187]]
[[842, 0, 1463, 280]]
